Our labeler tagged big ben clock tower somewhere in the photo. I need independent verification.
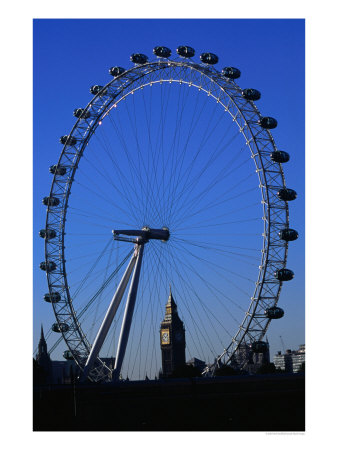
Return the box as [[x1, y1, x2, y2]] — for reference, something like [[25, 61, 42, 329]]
[[160, 287, 186, 377]]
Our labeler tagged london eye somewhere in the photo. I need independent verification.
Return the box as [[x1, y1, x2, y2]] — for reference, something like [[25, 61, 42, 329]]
[[39, 45, 298, 382]]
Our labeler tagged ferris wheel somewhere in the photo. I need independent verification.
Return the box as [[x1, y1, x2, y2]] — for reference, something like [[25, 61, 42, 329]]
[[39, 45, 298, 382]]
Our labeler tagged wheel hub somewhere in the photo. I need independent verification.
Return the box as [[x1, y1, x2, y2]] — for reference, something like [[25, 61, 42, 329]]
[[113, 227, 170, 243]]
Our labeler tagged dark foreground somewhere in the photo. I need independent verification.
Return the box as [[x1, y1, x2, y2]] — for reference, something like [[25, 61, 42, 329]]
[[33, 373, 305, 431]]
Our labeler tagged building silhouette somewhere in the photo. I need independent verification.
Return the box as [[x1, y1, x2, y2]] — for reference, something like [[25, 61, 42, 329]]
[[274, 344, 305, 373], [186, 357, 206, 373], [34, 323, 114, 384], [160, 287, 186, 377], [230, 341, 270, 373], [35, 325, 53, 384]]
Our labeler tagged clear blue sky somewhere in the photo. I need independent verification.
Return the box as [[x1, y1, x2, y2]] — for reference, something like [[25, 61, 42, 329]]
[[33, 18, 305, 377]]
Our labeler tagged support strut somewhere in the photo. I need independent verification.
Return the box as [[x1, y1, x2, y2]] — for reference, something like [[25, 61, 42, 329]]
[[81, 245, 139, 381], [81, 226, 168, 382], [112, 243, 144, 382]]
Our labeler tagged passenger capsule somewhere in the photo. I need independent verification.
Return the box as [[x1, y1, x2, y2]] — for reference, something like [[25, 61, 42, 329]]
[[251, 341, 269, 353], [176, 46, 195, 58], [221, 67, 241, 79], [130, 53, 148, 64], [279, 228, 299, 241], [73, 108, 91, 119], [49, 165, 67, 176], [63, 350, 76, 360], [277, 188, 297, 201], [200, 52, 219, 65], [42, 196, 60, 207], [44, 292, 61, 303], [153, 46, 171, 58], [60, 135, 77, 146], [259, 116, 278, 129], [109, 66, 126, 77], [274, 268, 294, 281], [52, 322, 69, 333], [90, 85, 107, 96], [39, 229, 56, 240], [270, 150, 290, 163], [40, 261, 57, 273], [264, 306, 284, 319], [242, 88, 261, 101]]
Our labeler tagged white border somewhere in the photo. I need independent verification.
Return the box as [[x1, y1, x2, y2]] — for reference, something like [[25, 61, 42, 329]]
[[1, 0, 336, 447]]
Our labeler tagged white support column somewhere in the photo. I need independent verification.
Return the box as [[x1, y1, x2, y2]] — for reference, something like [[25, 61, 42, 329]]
[[112, 243, 144, 382], [81, 247, 138, 381]]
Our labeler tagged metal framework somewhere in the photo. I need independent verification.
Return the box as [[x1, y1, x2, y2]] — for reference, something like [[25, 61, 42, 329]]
[[42, 50, 292, 381]]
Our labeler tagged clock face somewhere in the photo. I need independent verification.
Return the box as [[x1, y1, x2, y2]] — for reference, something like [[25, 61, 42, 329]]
[[161, 329, 170, 345]]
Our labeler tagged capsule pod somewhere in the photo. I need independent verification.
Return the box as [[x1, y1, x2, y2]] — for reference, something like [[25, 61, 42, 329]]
[[39, 229, 57, 240], [221, 67, 241, 79], [153, 46, 171, 58], [259, 116, 278, 129], [277, 188, 297, 201], [42, 196, 60, 207], [274, 268, 294, 281], [63, 350, 75, 360], [130, 53, 148, 64], [264, 306, 284, 319], [60, 135, 77, 146], [52, 322, 69, 333], [40, 261, 57, 273], [279, 228, 299, 241], [49, 165, 67, 176], [200, 52, 219, 65], [109, 66, 126, 77], [251, 341, 269, 353], [90, 85, 107, 96], [176, 46, 195, 58], [73, 108, 91, 119], [44, 292, 61, 303], [270, 150, 290, 163], [242, 88, 261, 101]]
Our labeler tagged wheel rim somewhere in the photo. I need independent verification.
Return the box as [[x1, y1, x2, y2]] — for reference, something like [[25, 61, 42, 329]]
[[43, 56, 290, 381]]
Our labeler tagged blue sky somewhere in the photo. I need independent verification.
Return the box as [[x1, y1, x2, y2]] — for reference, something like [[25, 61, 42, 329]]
[[33, 18, 305, 376]]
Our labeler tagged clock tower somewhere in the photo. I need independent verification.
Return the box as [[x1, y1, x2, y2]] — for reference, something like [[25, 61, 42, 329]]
[[160, 287, 186, 377]]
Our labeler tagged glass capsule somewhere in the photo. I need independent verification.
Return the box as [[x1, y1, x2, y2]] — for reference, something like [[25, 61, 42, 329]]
[[109, 66, 126, 77], [130, 53, 148, 64], [176, 46, 195, 58], [221, 67, 241, 79], [279, 228, 299, 241], [274, 268, 294, 281], [259, 116, 278, 129], [153, 46, 171, 58], [270, 151, 290, 163], [44, 292, 61, 303], [242, 88, 261, 101], [277, 188, 297, 201], [200, 52, 219, 65], [264, 306, 284, 319]]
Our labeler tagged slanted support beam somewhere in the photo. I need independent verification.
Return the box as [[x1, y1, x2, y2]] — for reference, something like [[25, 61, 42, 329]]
[[81, 246, 139, 381], [112, 243, 145, 382]]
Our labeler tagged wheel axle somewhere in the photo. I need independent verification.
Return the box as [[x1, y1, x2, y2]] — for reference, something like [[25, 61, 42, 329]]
[[113, 227, 170, 243]]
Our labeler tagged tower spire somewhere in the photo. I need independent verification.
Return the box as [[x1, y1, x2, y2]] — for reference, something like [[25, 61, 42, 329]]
[[36, 323, 51, 369], [166, 285, 177, 309], [160, 286, 186, 377]]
